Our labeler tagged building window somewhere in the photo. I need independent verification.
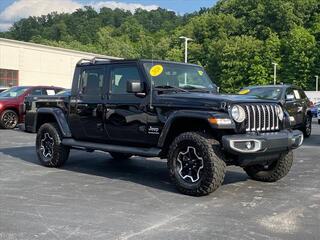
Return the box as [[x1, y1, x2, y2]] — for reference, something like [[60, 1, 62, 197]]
[[0, 69, 19, 87]]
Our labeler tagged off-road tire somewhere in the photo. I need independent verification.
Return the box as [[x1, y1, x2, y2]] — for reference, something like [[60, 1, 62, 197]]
[[244, 151, 293, 182], [301, 115, 312, 138], [0, 109, 18, 129], [109, 152, 132, 160], [36, 123, 70, 167], [168, 132, 226, 196]]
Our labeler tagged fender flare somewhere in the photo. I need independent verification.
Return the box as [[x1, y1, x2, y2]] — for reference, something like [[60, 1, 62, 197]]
[[157, 110, 228, 148], [35, 107, 72, 138]]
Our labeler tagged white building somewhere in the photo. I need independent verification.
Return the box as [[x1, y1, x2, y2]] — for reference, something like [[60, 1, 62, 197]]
[[305, 91, 320, 104], [0, 38, 120, 88]]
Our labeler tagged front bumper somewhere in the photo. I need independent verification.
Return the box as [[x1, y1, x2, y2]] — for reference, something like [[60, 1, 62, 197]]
[[222, 130, 303, 166]]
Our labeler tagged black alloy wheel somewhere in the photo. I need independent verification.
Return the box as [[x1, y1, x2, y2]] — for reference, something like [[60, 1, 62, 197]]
[[175, 146, 204, 184], [0, 110, 18, 129]]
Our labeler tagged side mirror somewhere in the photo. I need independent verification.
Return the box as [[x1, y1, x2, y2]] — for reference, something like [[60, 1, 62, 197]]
[[286, 94, 295, 101], [127, 80, 144, 93]]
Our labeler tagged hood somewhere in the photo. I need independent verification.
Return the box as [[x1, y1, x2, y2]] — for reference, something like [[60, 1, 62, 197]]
[[155, 92, 279, 110]]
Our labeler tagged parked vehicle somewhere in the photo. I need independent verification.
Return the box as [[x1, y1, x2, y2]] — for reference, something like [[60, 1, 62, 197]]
[[239, 85, 312, 138], [0, 86, 63, 129], [29, 58, 303, 196], [311, 102, 320, 118]]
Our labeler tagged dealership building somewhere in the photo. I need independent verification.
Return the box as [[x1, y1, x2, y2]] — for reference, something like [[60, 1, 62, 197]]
[[0, 38, 119, 88]]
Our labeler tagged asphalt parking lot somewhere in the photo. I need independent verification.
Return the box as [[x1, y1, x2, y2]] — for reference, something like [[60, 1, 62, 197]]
[[0, 123, 319, 240]]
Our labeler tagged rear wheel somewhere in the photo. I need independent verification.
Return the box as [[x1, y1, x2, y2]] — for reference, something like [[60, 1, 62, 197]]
[[36, 123, 70, 167], [243, 151, 293, 182], [109, 152, 132, 160], [168, 132, 226, 196], [318, 119, 320, 125], [0, 110, 18, 129]]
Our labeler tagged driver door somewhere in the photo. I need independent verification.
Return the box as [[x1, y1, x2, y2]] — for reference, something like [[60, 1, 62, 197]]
[[104, 63, 158, 146]]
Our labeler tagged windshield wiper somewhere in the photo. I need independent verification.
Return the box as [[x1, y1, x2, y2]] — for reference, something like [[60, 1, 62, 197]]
[[154, 85, 189, 93], [181, 85, 213, 93]]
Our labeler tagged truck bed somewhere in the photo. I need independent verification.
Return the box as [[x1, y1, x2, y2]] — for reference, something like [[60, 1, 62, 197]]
[[24, 95, 70, 132]]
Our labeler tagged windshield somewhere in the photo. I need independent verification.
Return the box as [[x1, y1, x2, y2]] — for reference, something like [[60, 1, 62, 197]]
[[239, 87, 283, 100], [143, 62, 217, 92], [0, 86, 29, 98], [56, 90, 71, 96]]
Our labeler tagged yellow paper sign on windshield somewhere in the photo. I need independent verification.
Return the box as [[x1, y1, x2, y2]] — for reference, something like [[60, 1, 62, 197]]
[[239, 89, 250, 95], [150, 65, 163, 77], [198, 70, 204, 76]]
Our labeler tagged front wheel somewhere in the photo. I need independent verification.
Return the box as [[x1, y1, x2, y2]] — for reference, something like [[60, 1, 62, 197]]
[[243, 151, 293, 182], [168, 132, 226, 196], [0, 110, 18, 129], [302, 115, 312, 138], [36, 123, 70, 167], [318, 119, 320, 125]]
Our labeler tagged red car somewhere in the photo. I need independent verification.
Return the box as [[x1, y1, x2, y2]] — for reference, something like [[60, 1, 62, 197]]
[[0, 86, 63, 129]]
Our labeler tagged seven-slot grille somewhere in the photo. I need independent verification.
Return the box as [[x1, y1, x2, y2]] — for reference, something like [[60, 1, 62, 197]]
[[242, 104, 280, 132]]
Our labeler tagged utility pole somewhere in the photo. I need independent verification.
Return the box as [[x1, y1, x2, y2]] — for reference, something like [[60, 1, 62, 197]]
[[316, 75, 319, 92], [272, 62, 278, 85], [179, 36, 193, 63]]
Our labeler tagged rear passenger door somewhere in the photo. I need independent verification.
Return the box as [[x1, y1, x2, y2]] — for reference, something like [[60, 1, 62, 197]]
[[69, 66, 108, 141]]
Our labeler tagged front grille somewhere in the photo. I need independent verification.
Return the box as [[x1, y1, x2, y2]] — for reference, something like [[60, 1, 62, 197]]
[[242, 104, 280, 132]]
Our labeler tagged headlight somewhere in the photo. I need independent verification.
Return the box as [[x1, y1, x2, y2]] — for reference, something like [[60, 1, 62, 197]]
[[231, 105, 246, 123], [275, 105, 284, 121]]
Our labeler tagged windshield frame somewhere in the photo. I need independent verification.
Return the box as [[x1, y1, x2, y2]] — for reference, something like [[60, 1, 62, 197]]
[[142, 61, 217, 93], [0, 86, 29, 98]]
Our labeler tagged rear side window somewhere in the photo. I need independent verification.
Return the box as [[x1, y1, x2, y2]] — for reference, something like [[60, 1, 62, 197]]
[[79, 68, 105, 98]]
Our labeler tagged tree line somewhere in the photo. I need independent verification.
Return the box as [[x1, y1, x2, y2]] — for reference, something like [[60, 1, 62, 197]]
[[1, 0, 319, 93]]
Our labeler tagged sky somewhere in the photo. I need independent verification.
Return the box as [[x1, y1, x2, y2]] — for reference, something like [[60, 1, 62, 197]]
[[0, 0, 217, 31]]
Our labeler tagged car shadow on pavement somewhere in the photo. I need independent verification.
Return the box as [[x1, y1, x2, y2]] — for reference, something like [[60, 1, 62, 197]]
[[0, 146, 249, 194], [302, 134, 320, 147]]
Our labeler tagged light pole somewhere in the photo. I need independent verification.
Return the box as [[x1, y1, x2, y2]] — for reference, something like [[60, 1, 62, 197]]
[[316, 75, 319, 92], [272, 62, 278, 85], [179, 36, 193, 63]]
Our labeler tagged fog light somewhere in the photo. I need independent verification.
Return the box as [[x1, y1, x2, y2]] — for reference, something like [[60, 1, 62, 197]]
[[245, 141, 253, 150], [229, 139, 262, 153], [289, 116, 295, 122]]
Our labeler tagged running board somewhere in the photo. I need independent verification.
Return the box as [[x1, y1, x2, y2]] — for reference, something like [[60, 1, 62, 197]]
[[62, 139, 161, 157]]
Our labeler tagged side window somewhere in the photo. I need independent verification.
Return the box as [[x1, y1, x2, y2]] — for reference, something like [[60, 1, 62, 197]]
[[31, 88, 43, 96], [110, 66, 141, 94], [44, 89, 57, 96], [293, 89, 301, 100], [299, 90, 307, 100], [79, 68, 104, 98], [286, 88, 294, 100]]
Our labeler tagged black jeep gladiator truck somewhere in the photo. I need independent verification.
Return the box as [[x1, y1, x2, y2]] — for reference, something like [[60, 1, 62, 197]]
[[29, 58, 304, 196]]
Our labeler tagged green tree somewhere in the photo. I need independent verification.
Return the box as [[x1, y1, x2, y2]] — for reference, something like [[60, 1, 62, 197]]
[[281, 26, 316, 89]]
